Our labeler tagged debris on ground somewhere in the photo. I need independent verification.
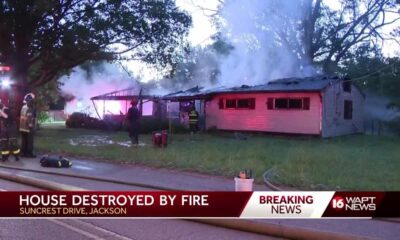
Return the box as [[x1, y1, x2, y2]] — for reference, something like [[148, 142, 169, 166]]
[[40, 155, 72, 168]]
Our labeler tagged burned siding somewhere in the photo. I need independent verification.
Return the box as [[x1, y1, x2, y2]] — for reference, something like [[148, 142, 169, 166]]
[[321, 81, 364, 137], [163, 76, 364, 137], [206, 92, 321, 135]]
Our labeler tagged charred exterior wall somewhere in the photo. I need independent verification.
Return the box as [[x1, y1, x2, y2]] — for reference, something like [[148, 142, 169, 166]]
[[205, 92, 321, 135], [321, 82, 364, 138]]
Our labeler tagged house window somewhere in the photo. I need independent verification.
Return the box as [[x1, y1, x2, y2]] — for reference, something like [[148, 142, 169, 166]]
[[269, 97, 310, 110], [275, 98, 288, 109], [237, 98, 255, 109], [237, 99, 250, 108], [225, 99, 236, 108], [289, 99, 302, 109], [221, 98, 256, 110], [344, 100, 352, 119], [343, 81, 351, 92]]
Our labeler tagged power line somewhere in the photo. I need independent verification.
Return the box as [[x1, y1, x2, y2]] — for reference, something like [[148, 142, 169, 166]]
[[343, 63, 397, 83]]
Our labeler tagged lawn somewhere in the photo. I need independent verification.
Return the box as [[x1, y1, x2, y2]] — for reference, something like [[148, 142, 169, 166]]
[[35, 124, 400, 190]]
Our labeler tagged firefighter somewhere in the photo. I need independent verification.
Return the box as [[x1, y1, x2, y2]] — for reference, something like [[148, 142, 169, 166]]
[[188, 106, 199, 135], [0, 99, 20, 161], [126, 98, 141, 146], [19, 93, 37, 158]]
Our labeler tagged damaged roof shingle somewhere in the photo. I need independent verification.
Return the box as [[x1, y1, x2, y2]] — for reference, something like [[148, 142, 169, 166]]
[[162, 75, 341, 100]]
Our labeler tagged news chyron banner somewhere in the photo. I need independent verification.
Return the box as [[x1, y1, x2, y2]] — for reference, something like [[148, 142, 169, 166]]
[[0, 192, 399, 218]]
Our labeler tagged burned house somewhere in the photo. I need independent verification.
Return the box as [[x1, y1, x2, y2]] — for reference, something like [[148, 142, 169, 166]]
[[163, 86, 210, 128], [90, 87, 166, 120], [163, 76, 365, 137]]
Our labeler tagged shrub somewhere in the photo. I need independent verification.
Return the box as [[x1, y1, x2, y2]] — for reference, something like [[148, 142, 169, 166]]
[[37, 111, 50, 123], [66, 112, 104, 129]]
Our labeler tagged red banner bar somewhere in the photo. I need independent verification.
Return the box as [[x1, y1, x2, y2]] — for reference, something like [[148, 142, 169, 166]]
[[0, 191, 399, 218], [0, 192, 252, 218]]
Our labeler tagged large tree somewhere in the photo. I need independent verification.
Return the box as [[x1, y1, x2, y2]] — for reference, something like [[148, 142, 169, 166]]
[[162, 36, 233, 89], [298, 0, 399, 72], [0, 0, 191, 96], [215, 0, 399, 74]]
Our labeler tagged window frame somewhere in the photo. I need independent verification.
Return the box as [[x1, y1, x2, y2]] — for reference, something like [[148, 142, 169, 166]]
[[342, 81, 351, 93], [270, 97, 310, 110], [344, 100, 353, 120], [288, 98, 303, 109], [274, 98, 289, 109], [220, 98, 256, 110], [225, 99, 237, 109]]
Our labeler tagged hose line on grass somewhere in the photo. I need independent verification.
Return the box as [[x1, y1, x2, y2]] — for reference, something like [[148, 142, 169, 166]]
[[262, 168, 282, 191]]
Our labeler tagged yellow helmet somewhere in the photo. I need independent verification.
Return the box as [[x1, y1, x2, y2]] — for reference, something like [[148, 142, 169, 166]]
[[23, 93, 35, 103]]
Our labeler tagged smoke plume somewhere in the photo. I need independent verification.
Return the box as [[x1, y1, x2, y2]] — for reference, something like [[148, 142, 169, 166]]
[[216, 0, 317, 86], [61, 63, 138, 116], [364, 93, 400, 121]]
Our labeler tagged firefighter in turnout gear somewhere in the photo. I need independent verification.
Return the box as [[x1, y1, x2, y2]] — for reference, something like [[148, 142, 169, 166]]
[[127, 98, 141, 146], [19, 93, 37, 158], [188, 106, 199, 135], [0, 99, 20, 161]]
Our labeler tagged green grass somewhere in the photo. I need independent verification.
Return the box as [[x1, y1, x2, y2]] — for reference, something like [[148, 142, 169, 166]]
[[35, 126, 400, 190]]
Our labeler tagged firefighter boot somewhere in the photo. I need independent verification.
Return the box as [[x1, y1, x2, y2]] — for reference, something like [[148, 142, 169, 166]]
[[1, 154, 8, 162], [12, 149, 20, 161]]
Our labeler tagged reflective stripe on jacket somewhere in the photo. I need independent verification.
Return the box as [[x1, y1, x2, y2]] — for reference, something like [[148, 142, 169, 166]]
[[19, 105, 34, 132], [188, 110, 199, 124]]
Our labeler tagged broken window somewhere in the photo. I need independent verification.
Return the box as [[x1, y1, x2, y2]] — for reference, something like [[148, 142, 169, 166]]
[[343, 81, 351, 93], [221, 98, 256, 109], [344, 100, 353, 119], [275, 98, 288, 109], [225, 99, 236, 108], [289, 99, 302, 109], [237, 98, 255, 109], [270, 97, 310, 110], [237, 99, 249, 108]]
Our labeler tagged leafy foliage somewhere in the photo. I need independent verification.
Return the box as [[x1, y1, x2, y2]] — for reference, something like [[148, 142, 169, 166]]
[[340, 45, 400, 132], [37, 111, 50, 123], [216, 0, 399, 73], [340, 45, 400, 101], [0, 0, 191, 90], [154, 44, 228, 90]]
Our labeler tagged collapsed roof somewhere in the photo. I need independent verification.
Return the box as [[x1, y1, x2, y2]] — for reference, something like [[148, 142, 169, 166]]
[[90, 76, 358, 102], [90, 86, 160, 101], [162, 75, 343, 101]]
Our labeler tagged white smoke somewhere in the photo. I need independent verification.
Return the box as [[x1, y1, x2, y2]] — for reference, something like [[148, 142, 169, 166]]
[[216, 0, 317, 86], [364, 93, 400, 121], [61, 0, 322, 106], [61, 63, 139, 117]]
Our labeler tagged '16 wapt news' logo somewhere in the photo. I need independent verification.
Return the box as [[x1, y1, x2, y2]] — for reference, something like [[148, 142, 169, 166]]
[[331, 196, 376, 211]]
